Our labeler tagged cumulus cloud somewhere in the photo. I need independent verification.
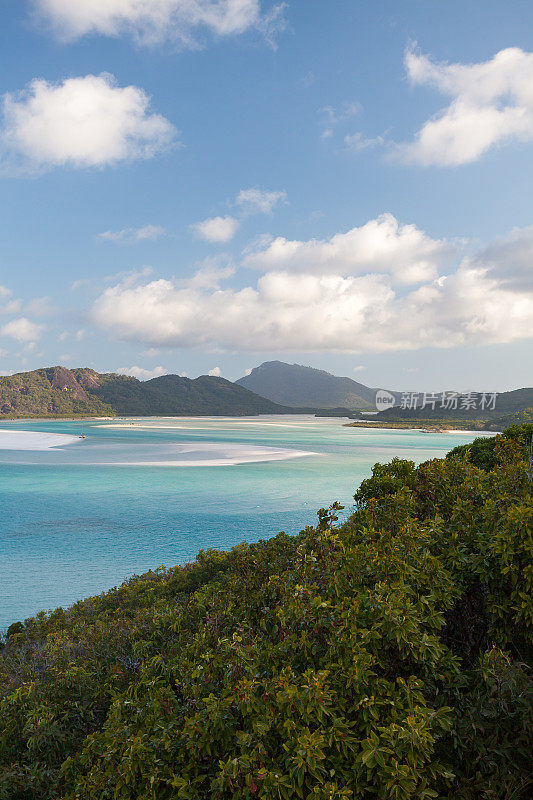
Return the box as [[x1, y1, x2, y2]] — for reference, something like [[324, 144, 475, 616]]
[[90, 262, 533, 354], [33, 0, 286, 47], [243, 213, 455, 285], [25, 296, 54, 317], [97, 224, 165, 244], [192, 215, 240, 242], [235, 187, 287, 215], [116, 365, 168, 380], [1, 73, 176, 172], [90, 215, 533, 354], [1, 317, 44, 343], [397, 46, 533, 166], [208, 366, 222, 376], [471, 224, 533, 291]]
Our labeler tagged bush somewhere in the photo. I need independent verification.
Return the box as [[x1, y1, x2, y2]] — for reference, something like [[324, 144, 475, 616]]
[[0, 428, 531, 799]]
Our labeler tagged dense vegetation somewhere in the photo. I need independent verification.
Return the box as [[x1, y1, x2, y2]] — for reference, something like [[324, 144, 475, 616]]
[[446, 422, 533, 470], [0, 367, 286, 419], [0, 425, 531, 799], [0, 367, 113, 418], [82, 372, 286, 416]]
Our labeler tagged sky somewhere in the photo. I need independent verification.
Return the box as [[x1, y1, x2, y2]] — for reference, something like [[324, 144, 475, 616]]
[[0, 0, 532, 392]]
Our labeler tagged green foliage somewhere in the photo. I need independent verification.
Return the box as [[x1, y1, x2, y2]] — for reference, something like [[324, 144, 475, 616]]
[[447, 422, 533, 471], [0, 429, 531, 799]]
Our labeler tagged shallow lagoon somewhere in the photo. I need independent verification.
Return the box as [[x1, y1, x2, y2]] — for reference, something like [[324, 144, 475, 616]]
[[0, 416, 487, 628]]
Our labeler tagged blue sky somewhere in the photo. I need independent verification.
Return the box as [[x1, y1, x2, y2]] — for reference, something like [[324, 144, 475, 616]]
[[0, 0, 532, 391]]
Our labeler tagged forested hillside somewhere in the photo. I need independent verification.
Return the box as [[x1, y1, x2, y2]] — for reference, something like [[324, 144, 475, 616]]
[[236, 361, 381, 409], [0, 367, 286, 418], [0, 367, 113, 418], [1, 424, 531, 799]]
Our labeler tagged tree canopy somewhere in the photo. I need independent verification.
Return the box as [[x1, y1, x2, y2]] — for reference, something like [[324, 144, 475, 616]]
[[1, 426, 531, 799]]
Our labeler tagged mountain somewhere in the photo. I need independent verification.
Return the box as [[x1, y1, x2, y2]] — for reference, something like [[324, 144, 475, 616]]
[[0, 367, 114, 418], [0, 367, 287, 418], [236, 361, 384, 409]]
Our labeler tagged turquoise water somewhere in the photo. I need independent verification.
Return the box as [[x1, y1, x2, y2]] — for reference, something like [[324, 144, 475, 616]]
[[0, 417, 484, 629]]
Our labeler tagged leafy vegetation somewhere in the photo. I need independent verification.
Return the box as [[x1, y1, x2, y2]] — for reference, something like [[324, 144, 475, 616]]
[[447, 422, 533, 470], [0, 425, 531, 799]]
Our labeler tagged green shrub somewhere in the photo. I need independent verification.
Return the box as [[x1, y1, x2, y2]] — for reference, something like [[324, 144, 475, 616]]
[[0, 427, 531, 799]]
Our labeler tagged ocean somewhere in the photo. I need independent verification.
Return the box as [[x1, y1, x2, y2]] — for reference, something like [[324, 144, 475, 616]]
[[0, 416, 487, 629]]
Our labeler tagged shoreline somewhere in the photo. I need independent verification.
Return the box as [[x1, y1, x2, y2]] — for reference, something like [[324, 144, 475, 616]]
[[344, 422, 499, 435]]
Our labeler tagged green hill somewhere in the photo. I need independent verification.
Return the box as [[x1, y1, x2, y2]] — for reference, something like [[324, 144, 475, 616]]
[[1, 425, 531, 799], [236, 361, 385, 409], [0, 367, 287, 418], [375, 387, 533, 423], [0, 367, 113, 418]]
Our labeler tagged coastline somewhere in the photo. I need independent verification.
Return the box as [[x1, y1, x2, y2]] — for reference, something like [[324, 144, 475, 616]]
[[344, 422, 499, 435]]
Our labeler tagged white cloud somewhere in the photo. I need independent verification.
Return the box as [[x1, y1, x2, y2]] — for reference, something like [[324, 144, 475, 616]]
[[208, 366, 221, 376], [33, 0, 286, 47], [97, 224, 166, 244], [1, 73, 176, 172], [1, 317, 44, 343], [244, 367, 253, 375], [25, 296, 54, 317], [471, 224, 533, 291], [243, 213, 455, 285], [320, 102, 361, 126], [397, 46, 533, 166], [0, 286, 22, 315], [235, 187, 287, 215], [192, 215, 240, 242], [345, 132, 385, 151], [319, 101, 361, 141], [116, 365, 168, 380], [90, 266, 533, 354], [90, 220, 533, 354], [353, 365, 365, 373]]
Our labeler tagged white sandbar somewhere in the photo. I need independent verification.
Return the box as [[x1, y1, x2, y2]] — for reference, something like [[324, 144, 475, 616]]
[[111, 442, 318, 467], [0, 430, 81, 451]]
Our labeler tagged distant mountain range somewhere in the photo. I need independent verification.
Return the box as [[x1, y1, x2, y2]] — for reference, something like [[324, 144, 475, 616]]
[[238, 362, 533, 422], [0, 363, 531, 422], [0, 367, 286, 419], [236, 361, 385, 409]]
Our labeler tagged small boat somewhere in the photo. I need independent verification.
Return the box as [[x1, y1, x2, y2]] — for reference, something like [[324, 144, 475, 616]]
[[78, 434, 86, 438]]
